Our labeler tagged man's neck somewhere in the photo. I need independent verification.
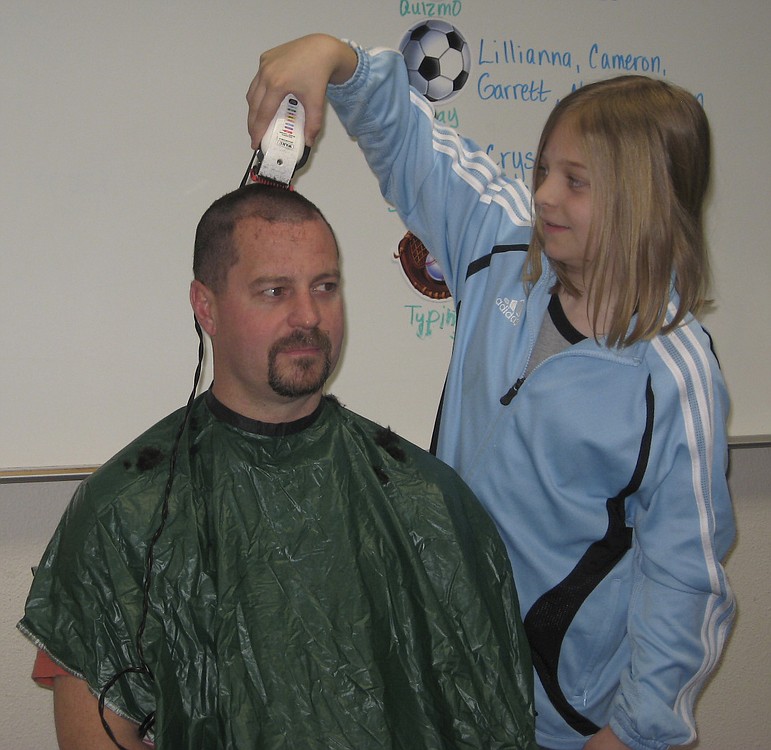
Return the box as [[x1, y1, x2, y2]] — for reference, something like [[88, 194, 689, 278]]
[[210, 383, 323, 425]]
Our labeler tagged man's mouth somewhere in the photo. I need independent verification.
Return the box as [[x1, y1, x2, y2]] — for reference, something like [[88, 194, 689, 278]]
[[272, 330, 331, 358]]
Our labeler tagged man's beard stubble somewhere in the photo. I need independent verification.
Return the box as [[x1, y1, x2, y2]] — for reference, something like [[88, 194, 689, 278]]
[[267, 329, 333, 398]]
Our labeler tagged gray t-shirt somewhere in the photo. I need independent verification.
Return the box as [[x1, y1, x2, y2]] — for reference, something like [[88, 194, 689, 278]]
[[525, 294, 586, 377]]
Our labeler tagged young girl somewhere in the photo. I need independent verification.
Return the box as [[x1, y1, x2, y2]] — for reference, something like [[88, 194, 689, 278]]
[[247, 35, 736, 750]]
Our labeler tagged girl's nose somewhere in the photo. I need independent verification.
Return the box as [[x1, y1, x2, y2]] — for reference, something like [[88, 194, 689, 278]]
[[534, 174, 557, 209]]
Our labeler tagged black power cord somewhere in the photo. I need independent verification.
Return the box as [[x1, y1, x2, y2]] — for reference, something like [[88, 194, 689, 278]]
[[98, 318, 204, 748]]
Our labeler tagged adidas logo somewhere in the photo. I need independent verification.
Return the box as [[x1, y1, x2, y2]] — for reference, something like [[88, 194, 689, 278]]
[[496, 296, 524, 325]]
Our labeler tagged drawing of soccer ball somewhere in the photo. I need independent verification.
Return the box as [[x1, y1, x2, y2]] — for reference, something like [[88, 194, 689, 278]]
[[399, 20, 471, 103]]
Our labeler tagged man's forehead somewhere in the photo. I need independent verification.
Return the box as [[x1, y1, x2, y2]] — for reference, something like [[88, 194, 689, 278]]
[[236, 213, 323, 234], [239, 215, 335, 247], [232, 216, 338, 271]]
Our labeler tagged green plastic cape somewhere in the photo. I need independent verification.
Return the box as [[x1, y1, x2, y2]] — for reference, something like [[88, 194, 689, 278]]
[[20, 393, 536, 749]]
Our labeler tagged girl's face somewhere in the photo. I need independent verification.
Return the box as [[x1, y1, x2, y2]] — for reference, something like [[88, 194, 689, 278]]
[[534, 119, 593, 290]]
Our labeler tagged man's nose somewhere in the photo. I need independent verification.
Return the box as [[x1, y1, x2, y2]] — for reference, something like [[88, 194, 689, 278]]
[[288, 291, 321, 329]]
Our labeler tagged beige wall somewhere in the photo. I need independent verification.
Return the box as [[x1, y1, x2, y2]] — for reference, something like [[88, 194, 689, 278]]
[[4, 2, 771, 472], [2, 446, 769, 748]]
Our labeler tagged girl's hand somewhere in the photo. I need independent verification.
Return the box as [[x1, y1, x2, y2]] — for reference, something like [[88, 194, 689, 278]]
[[583, 726, 632, 750], [246, 34, 357, 151]]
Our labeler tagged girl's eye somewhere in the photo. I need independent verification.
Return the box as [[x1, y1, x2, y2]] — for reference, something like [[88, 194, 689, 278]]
[[568, 176, 588, 189]]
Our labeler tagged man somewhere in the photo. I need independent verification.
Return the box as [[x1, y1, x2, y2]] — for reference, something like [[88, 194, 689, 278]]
[[19, 184, 537, 749]]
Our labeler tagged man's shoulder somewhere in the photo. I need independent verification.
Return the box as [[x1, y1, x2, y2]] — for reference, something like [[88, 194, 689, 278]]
[[326, 396, 465, 484], [81, 399, 199, 506]]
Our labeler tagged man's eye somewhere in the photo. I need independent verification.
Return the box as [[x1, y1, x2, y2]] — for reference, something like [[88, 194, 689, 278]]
[[315, 282, 338, 294], [263, 287, 284, 298]]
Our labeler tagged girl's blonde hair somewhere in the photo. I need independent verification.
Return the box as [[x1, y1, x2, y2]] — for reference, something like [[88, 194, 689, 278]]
[[524, 75, 712, 348]]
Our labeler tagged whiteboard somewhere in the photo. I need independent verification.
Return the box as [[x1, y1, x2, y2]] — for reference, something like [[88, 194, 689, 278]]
[[1, 0, 769, 470]]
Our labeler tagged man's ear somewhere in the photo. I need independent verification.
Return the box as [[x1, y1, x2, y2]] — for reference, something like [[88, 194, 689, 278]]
[[190, 280, 217, 337]]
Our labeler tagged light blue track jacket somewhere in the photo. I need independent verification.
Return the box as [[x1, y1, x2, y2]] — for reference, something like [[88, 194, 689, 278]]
[[327, 44, 736, 750]]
